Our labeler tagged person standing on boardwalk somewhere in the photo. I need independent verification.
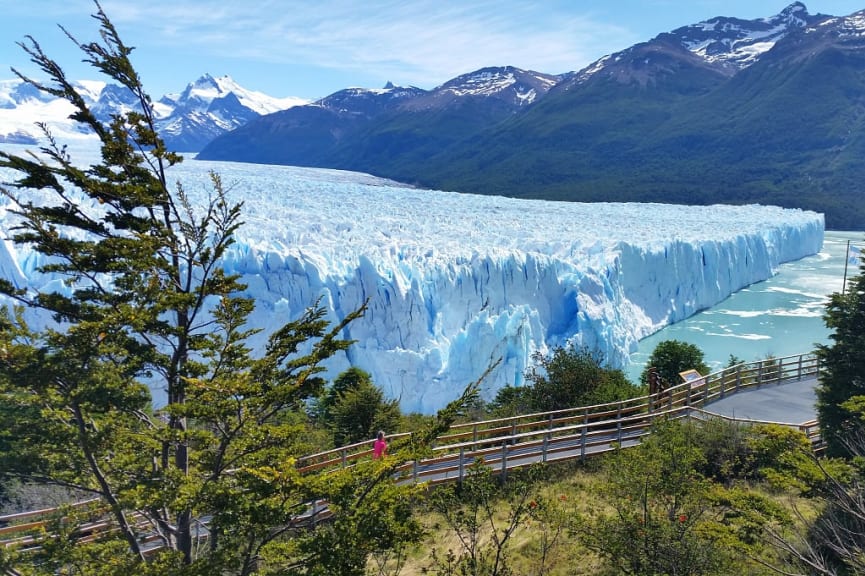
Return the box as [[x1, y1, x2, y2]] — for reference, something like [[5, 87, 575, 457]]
[[373, 430, 387, 459]]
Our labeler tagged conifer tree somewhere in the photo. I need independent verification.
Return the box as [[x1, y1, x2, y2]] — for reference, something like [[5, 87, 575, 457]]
[[0, 3, 478, 573], [816, 244, 865, 457]]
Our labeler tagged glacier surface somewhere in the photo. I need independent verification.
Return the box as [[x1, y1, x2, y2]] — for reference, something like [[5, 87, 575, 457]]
[[0, 149, 825, 413]]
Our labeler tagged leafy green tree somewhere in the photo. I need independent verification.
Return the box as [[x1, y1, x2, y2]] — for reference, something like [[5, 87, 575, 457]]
[[640, 339, 710, 389], [816, 246, 865, 457], [317, 366, 370, 421], [329, 370, 401, 445], [0, 5, 476, 574], [526, 344, 635, 411], [486, 384, 533, 417]]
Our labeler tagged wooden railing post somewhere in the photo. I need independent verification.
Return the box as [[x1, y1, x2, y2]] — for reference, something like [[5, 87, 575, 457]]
[[500, 443, 508, 481], [341, 449, 347, 468], [798, 354, 803, 380], [580, 425, 587, 463], [542, 433, 549, 463], [736, 366, 741, 392]]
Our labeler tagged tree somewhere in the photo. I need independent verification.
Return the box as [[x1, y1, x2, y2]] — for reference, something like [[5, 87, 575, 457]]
[[525, 344, 635, 411], [0, 4, 476, 573], [640, 339, 710, 389], [318, 366, 372, 422], [425, 463, 544, 576], [328, 369, 401, 446], [757, 416, 865, 576], [486, 384, 533, 417], [816, 245, 865, 457]]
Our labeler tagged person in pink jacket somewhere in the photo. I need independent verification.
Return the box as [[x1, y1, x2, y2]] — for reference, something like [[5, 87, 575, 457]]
[[373, 430, 387, 459]]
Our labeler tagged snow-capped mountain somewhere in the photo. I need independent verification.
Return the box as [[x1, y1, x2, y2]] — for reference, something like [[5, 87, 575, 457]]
[[316, 83, 428, 117], [669, 1, 819, 70], [200, 2, 828, 167], [566, 1, 826, 87], [0, 74, 305, 151], [197, 66, 559, 166], [405, 66, 560, 109]]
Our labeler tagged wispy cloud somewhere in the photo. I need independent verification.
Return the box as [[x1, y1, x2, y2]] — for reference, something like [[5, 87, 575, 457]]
[[99, 0, 638, 85]]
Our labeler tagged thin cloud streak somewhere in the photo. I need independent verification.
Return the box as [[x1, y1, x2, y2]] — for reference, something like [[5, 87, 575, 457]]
[[101, 0, 638, 86]]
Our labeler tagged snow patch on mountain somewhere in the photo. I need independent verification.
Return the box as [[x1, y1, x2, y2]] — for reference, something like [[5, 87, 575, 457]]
[[442, 70, 519, 97], [815, 12, 865, 38], [436, 67, 558, 104], [670, 2, 816, 68]]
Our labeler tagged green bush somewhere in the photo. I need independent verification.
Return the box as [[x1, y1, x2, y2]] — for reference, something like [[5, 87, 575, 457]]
[[525, 345, 636, 411]]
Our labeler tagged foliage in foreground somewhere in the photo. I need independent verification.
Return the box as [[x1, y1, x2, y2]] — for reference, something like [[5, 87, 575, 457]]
[[386, 417, 846, 576], [575, 419, 791, 576], [0, 4, 480, 574], [816, 247, 865, 458]]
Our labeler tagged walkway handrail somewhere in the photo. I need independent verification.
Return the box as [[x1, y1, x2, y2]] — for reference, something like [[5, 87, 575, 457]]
[[297, 351, 820, 469], [0, 351, 822, 551]]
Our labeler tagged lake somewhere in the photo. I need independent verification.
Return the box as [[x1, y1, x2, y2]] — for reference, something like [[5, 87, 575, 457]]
[[624, 230, 865, 383]]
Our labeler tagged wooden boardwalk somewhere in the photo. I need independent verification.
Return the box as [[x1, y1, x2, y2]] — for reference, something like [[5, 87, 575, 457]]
[[700, 376, 817, 424], [0, 352, 823, 558]]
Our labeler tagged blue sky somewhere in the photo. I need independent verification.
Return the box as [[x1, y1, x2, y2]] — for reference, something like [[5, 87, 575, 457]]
[[1, 1, 863, 100]]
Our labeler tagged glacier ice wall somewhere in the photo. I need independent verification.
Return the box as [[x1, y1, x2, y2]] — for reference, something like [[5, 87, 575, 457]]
[[0, 150, 825, 413]]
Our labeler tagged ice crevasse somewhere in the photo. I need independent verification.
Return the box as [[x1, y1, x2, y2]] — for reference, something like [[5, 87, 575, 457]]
[[0, 157, 825, 413]]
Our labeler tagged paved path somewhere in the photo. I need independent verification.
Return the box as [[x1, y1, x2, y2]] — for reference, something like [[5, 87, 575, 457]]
[[701, 376, 818, 424]]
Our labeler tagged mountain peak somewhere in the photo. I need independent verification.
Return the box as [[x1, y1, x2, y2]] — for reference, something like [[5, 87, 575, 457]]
[[434, 66, 558, 102], [780, 2, 808, 17]]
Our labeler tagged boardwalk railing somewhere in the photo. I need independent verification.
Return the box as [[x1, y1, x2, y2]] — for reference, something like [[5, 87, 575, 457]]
[[297, 351, 822, 482], [0, 352, 822, 552]]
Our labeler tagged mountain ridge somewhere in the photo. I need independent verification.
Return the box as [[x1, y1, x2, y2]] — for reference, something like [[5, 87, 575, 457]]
[[198, 2, 865, 230], [0, 73, 306, 150]]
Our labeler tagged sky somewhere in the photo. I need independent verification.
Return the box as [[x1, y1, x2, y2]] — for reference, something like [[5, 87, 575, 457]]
[[1, 1, 863, 101]]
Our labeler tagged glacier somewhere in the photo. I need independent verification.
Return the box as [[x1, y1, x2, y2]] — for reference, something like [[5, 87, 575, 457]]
[[0, 147, 825, 413]]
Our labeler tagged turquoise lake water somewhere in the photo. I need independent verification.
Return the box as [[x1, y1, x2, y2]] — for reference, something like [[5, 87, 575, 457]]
[[624, 230, 865, 383]]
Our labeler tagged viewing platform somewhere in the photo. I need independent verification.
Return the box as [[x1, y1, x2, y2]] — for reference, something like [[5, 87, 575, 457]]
[[700, 375, 818, 426]]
